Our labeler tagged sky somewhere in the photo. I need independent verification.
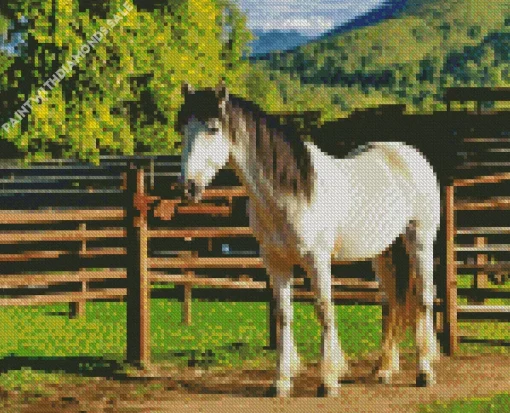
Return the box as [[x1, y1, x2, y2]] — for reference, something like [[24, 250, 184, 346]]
[[237, 0, 387, 36]]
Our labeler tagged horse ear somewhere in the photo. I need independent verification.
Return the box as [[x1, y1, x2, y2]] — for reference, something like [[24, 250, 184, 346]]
[[215, 81, 228, 102], [182, 82, 195, 96]]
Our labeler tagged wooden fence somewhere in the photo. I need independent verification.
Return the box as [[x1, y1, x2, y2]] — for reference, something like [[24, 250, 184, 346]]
[[0, 157, 383, 365], [1, 88, 509, 365]]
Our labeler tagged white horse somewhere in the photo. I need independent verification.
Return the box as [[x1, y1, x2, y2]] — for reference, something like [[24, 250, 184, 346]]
[[177, 83, 441, 397]]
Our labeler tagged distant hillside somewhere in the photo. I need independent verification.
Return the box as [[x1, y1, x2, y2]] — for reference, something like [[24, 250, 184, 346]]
[[250, 0, 510, 118], [251, 1, 408, 58], [250, 30, 313, 56], [320, 0, 408, 40]]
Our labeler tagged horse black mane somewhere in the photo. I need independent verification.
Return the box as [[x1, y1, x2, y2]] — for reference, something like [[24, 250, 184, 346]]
[[225, 94, 314, 201]]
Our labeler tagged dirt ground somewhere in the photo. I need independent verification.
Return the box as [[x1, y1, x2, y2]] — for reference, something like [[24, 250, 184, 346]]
[[1, 353, 509, 412]]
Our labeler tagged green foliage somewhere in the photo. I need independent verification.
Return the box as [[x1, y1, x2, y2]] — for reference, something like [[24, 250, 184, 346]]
[[419, 393, 510, 413], [0, 0, 250, 162], [257, 0, 510, 116]]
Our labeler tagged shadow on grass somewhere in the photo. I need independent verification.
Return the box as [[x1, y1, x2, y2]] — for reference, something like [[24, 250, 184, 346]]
[[152, 341, 273, 368], [0, 355, 130, 380], [0, 342, 273, 380], [43, 310, 72, 317]]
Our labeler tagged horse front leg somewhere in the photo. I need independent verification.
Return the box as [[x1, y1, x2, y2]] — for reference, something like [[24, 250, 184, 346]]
[[271, 272, 301, 397], [305, 253, 347, 397]]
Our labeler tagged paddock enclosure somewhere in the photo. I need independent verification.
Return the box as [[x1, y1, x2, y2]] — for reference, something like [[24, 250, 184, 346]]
[[0, 87, 509, 367]]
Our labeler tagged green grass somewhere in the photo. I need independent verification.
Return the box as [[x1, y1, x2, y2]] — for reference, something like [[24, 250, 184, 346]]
[[0, 300, 389, 368], [419, 393, 510, 412], [0, 296, 508, 366], [0, 297, 508, 406]]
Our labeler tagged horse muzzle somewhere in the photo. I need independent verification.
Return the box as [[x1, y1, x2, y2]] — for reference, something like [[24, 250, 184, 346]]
[[184, 179, 202, 203]]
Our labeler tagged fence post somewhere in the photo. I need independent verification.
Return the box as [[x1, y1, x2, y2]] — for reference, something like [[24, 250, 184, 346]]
[[69, 222, 88, 318], [126, 163, 150, 368], [182, 271, 193, 325], [468, 236, 488, 305], [444, 183, 458, 355], [69, 281, 87, 319]]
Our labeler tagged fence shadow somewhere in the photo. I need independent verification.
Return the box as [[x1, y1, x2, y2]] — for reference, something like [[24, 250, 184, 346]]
[[0, 355, 130, 380]]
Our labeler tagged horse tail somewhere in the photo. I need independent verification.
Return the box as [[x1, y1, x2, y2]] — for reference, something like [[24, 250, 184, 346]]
[[375, 235, 416, 339], [392, 234, 416, 333]]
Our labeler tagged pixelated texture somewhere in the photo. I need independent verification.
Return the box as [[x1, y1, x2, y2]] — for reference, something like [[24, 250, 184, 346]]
[[0, 0, 509, 411]]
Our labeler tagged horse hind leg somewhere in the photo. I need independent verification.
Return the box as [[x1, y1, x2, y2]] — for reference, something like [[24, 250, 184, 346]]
[[372, 235, 413, 384], [407, 223, 440, 387]]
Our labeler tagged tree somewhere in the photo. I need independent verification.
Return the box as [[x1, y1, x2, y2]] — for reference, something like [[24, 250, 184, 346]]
[[0, 0, 250, 162]]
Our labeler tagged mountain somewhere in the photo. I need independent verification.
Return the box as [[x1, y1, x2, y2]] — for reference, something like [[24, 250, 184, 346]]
[[320, 0, 408, 40], [248, 0, 510, 118], [249, 30, 314, 56]]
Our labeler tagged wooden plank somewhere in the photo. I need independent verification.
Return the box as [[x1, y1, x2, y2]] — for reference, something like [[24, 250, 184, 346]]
[[0, 288, 126, 306], [463, 138, 510, 143], [0, 228, 125, 244], [295, 290, 385, 303], [149, 273, 266, 288], [149, 257, 376, 270], [458, 288, 510, 299], [176, 204, 231, 215], [457, 262, 510, 271], [454, 173, 510, 187], [0, 209, 125, 224], [445, 184, 458, 356], [458, 305, 510, 314], [456, 227, 510, 235], [455, 244, 510, 252], [148, 257, 264, 269], [0, 251, 67, 261], [455, 198, 510, 211], [148, 227, 252, 238], [0, 247, 126, 262], [79, 247, 126, 257], [0, 270, 126, 288], [201, 187, 247, 199], [293, 277, 380, 289], [332, 278, 380, 288]]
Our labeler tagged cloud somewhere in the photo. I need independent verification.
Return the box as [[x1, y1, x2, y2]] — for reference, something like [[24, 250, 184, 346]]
[[237, 0, 385, 35], [257, 17, 335, 35]]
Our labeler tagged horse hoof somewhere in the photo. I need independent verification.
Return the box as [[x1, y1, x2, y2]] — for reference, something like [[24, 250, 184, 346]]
[[265, 386, 277, 397], [274, 379, 292, 397], [416, 372, 436, 387], [317, 383, 340, 397], [377, 370, 392, 385]]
